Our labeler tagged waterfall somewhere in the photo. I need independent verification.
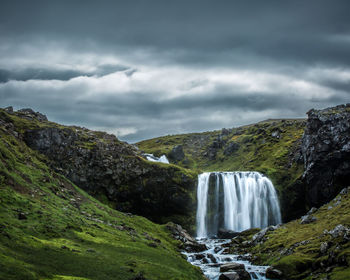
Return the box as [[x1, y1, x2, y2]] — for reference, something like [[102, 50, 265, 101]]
[[144, 153, 169, 164], [196, 172, 282, 238]]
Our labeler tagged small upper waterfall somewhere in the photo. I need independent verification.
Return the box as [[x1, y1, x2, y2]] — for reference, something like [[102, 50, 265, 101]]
[[144, 153, 169, 164], [196, 172, 281, 238]]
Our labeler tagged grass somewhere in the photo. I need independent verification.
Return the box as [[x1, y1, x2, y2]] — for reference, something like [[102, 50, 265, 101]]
[[0, 123, 204, 280], [230, 189, 350, 279]]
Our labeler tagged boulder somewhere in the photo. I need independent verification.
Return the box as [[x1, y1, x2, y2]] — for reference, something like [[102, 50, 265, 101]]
[[168, 145, 185, 162], [252, 225, 279, 243], [218, 228, 239, 239], [300, 214, 317, 224], [166, 222, 207, 252], [219, 272, 240, 280], [266, 267, 283, 279], [220, 262, 245, 272]]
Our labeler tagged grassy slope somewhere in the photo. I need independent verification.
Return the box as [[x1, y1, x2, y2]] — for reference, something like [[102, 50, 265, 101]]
[[231, 190, 350, 280], [137, 119, 305, 180], [137, 119, 307, 220], [0, 123, 203, 279]]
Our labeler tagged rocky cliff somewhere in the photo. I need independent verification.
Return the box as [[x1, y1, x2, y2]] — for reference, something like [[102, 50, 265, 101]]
[[138, 119, 307, 222], [0, 108, 197, 230], [302, 104, 350, 207]]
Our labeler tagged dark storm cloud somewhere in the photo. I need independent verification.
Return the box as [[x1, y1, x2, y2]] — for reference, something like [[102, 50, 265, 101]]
[[2, 0, 350, 67], [0, 64, 129, 83], [1, 0, 350, 142]]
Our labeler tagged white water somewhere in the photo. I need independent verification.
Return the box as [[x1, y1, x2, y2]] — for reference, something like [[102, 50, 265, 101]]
[[196, 172, 281, 238], [184, 238, 270, 280], [144, 153, 169, 164]]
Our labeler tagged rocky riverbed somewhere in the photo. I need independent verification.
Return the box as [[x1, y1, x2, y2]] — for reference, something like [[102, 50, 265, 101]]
[[184, 238, 271, 280]]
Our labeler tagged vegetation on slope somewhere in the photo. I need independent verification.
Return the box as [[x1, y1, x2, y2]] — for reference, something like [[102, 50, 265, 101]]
[[228, 188, 350, 280], [1, 108, 198, 231], [0, 120, 204, 279], [137, 119, 307, 221]]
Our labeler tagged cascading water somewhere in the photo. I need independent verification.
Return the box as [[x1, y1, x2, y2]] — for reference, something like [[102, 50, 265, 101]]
[[186, 171, 282, 280], [196, 171, 282, 238]]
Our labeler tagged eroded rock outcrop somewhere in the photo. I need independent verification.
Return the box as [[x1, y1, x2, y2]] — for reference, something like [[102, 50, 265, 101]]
[[1, 108, 197, 229], [302, 104, 350, 206]]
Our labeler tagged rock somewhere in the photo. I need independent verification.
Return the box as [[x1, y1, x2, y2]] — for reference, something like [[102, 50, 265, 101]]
[[166, 222, 207, 252], [221, 128, 230, 135], [266, 267, 283, 279], [4, 106, 13, 113], [300, 214, 317, 224], [219, 272, 240, 280], [218, 228, 239, 239], [301, 104, 350, 207], [220, 262, 245, 272], [223, 142, 240, 156], [252, 225, 279, 243], [271, 128, 282, 139], [207, 253, 217, 263], [168, 145, 185, 162], [147, 242, 157, 248], [18, 212, 27, 220], [325, 224, 350, 239], [320, 242, 329, 255], [18, 108, 48, 122], [307, 207, 318, 215], [219, 265, 250, 280], [339, 187, 350, 195]]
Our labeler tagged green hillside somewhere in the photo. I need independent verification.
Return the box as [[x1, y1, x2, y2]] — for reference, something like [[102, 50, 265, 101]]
[[0, 115, 203, 280]]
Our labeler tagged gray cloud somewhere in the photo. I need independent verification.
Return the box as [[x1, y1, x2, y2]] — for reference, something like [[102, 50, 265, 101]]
[[1, 1, 350, 142], [0, 64, 130, 83]]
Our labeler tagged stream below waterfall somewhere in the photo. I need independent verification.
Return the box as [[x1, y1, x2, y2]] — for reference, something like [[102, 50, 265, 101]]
[[188, 171, 280, 279], [184, 238, 270, 280]]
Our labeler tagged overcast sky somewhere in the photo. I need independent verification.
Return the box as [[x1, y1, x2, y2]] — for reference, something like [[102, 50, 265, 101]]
[[1, 1, 350, 142]]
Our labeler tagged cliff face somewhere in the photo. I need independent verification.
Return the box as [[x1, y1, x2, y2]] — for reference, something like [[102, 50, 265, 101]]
[[302, 104, 350, 206], [1, 108, 197, 230]]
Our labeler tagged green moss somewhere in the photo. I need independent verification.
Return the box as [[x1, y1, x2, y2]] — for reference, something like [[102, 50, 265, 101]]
[[273, 254, 313, 279]]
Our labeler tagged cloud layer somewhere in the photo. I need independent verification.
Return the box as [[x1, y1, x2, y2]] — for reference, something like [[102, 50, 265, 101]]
[[1, 1, 350, 142]]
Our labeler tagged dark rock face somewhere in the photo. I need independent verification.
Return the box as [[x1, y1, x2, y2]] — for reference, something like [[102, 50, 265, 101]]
[[223, 142, 240, 156], [23, 125, 197, 228], [301, 104, 350, 206], [168, 145, 185, 162]]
